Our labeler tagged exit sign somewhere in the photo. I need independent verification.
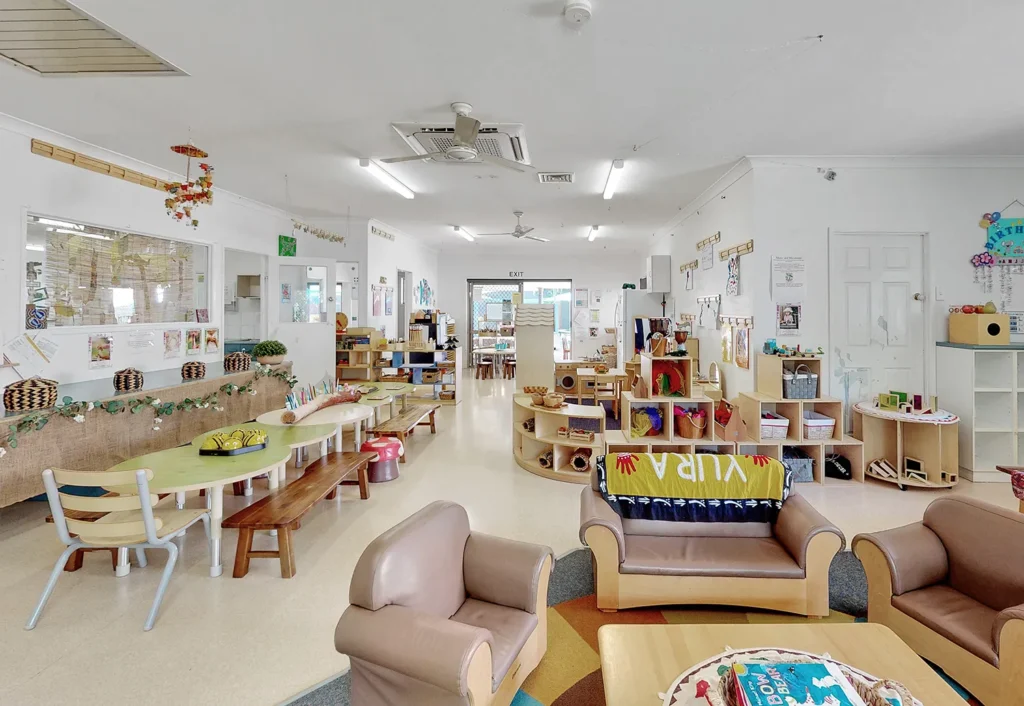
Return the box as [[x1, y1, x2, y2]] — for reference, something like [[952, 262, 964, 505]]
[[509, 271, 523, 277]]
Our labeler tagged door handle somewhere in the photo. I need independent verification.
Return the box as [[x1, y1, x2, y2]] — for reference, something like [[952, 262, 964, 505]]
[[913, 293, 925, 301]]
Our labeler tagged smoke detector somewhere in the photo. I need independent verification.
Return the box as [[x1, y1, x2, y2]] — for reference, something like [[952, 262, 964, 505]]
[[564, 0, 593, 25]]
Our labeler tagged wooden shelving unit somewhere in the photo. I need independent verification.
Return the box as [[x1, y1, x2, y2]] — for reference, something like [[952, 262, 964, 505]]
[[513, 394, 605, 484], [376, 346, 463, 405], [336, 327, 381, 383], [729, 355, 865, 484], [853, 404, 957, 490]]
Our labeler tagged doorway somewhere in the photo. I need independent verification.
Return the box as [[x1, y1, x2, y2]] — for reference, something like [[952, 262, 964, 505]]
[[467, 279, 572, 364], [397, 270, 411, 340], [829, 232, 927, 428], [336, 261, 359, 328], [223, 248, 267, 353]]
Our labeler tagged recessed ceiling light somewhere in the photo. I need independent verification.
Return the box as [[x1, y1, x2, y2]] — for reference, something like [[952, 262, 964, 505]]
[[454, 226, 474, 242], [358, 159, 415, 199], [588, 225, 599, 242], [603, 159, 624, 200]]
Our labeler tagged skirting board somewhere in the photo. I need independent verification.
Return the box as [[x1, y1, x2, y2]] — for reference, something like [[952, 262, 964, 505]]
[[960, 468, 1011, 483]]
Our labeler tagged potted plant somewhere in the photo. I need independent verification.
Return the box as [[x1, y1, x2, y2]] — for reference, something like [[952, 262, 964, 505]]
[[252, 340, 287, 365]]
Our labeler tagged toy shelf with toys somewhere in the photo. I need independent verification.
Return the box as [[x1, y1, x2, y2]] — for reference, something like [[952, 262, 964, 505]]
[[852, 402, 959, 490], [513, 394, 605, 484]]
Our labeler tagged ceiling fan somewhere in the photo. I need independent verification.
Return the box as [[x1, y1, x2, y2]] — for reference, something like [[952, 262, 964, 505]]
[[479, 211, 549, 242], [380, 102, 534, 173]]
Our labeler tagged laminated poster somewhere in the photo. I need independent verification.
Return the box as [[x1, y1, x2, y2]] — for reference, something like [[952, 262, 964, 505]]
[[574, 288, 588, 308], [771, 256, 806, 302], [204, 328, 220, 354], [89, 333, 113, 369], [185, 329, 202, 356], [701, 243, 714, 270], [164, 330, 182, 359]]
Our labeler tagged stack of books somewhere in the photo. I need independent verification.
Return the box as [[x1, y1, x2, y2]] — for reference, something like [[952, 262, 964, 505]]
[[730, 662, 867, 706]]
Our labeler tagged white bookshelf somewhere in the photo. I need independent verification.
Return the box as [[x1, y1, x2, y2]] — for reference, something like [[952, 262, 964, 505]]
[[936, 342, 1023, 482]]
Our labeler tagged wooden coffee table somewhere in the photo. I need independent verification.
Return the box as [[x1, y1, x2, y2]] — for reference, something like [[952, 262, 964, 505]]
[[598, 623, 964, 705]]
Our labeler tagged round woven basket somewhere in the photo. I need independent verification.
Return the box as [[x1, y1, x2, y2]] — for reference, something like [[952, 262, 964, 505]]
[[181, 361, 207, 380], [113, 367, 144, 392], [224, 352, 251, 372], [4, 377, 58, 412]]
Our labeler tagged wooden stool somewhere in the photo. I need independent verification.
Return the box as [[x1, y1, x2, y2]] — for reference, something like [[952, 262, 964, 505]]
[[503, 359, 516, 379], [477, 357, 494, 379]]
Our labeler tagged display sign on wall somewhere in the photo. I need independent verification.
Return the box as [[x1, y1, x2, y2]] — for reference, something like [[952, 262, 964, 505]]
[[278, 234, 297, 257]]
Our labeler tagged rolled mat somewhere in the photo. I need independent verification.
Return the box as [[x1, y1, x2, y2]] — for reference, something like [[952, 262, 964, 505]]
[[282, 390, 361, 424]]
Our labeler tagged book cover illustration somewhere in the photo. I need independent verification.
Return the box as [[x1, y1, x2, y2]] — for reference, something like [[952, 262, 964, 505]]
[[732, 662, 867, 706]]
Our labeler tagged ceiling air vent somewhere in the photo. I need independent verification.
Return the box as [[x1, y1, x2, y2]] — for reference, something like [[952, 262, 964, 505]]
[[538, 172, 574, 184], [391, 121, 531, 166], [0, 0, 184, 76]]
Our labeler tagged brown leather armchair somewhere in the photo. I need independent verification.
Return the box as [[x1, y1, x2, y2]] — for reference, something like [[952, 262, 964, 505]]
[[853, 497, 1024, 706], [335, 501, 553, 706], [579, 486, 843, 616]]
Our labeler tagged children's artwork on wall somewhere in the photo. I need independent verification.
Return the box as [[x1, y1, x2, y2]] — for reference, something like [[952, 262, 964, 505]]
[[163, 330, 181, 359], [975, 203, 1024, 301], [185, 328, 202, 355], [777, 303, 801, 336], [280, 283, 291, 303], [384, 287, 394, 316], [415, 278, 434, 307], [25, 305, 47, 330], [278, 234, 297, 257], [700, 243, 714, 270], [204, 328, 219, 354], [734, 326, 750, 369], [721, 323, 733, 364], [195, 308, 209, 323], [88, 333, 113, 369], [371, 286, 383, 316], [726, 254, 740, 296], [588, 327, 598, 337], [685, 268, 694, 290]]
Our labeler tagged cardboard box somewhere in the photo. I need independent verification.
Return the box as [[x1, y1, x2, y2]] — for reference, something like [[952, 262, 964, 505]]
[[948, 313, 1010, 345]]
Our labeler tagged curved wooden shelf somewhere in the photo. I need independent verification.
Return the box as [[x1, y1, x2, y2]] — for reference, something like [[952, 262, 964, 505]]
[[865, 470, 956, 490], [513, 395, 604, 419], [513, 448, 591, 485]]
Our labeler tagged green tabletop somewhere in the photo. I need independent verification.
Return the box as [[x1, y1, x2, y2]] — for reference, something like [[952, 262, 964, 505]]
[[106, 443, 291, 493], [356, 383, 412, 407], [190, 421, 337, 450]]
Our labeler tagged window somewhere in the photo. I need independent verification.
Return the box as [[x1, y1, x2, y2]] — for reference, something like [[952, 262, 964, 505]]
[[25, 214, 208, 328]]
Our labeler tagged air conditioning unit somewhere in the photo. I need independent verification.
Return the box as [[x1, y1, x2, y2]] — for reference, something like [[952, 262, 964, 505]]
[[640, 255, 671, 293], [390, 121, 530, 166]]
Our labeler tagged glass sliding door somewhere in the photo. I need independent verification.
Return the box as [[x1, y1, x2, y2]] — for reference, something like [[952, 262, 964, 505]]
[[466, 278, 573, 365]]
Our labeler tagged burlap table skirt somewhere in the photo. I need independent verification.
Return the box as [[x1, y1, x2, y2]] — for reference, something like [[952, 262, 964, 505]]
[[0, 364, 292, 507]]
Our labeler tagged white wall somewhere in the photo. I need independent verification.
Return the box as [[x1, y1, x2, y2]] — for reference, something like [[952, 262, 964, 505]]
[[0, 113, 351, 385], [365, 219, 439, 339], [435, 248, 645, 359], [650, 163, 756, 392], [655, 156, 1024, 398]]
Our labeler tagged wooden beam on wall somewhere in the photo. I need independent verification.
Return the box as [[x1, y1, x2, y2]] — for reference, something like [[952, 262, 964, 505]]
[[31, 139, 168, 192]]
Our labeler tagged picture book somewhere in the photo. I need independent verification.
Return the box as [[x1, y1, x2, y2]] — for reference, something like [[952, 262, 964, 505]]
[[731, 662, 866, 706]]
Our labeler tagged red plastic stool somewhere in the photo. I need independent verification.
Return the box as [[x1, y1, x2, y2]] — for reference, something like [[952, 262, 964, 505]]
[[362, 438, 404, 482]]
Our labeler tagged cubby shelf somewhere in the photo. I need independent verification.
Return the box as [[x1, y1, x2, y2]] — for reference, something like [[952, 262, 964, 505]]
[[512, 395, 604, 484]]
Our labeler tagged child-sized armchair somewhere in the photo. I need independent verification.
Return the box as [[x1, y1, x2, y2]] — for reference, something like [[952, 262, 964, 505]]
[[853, 497, 1024, 706], [335, 501, 553, 706]]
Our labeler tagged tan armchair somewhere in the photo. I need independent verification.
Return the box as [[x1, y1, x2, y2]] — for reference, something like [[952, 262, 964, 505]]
[[853, 497, 1024, 706], [580, 486, 843, 616], [335, 501, 553, 706]]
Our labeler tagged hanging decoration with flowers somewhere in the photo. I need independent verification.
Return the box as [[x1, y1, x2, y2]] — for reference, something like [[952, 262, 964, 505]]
[[975, 200, 1024, 307], [164, 143, 214, 229]]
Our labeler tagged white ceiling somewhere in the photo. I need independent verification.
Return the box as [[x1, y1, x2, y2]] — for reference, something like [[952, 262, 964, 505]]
[[2, 0, 1023, 253]]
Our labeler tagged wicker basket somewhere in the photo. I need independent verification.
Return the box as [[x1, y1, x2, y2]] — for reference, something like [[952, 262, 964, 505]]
[[439, 390, 456, 401], [224, 351, 251, 373], [802, 410, 836, 440], [3, 377, 58, 412], [760, 412, 790, 440], [379, 373, 410, 383], [674, 413, 707, 439], [181, 361, 207, 380], [422, 369, 441, 383], [113, 367, 144, 392]]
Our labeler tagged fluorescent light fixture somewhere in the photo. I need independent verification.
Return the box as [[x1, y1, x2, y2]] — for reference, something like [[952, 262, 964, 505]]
[[454, 226, 474, 242], [54, 228, 110, 240], [35, 217, 84, 230], [588, 225, 599, 242], [25, 243, 44, 252], [602, 159, 624, 200], [359, 158, 415, 199]]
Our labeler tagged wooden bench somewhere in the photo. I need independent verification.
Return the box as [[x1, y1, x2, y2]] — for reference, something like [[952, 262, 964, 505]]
[[371, 403, 440, 463], [222, 452, 375, 578]]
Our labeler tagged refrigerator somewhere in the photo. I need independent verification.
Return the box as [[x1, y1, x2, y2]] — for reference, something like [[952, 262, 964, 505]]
[[616, 290, 673, 365]]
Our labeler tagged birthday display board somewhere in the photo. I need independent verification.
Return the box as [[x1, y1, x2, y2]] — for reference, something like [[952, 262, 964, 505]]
[[974, 203, 1024, 308]]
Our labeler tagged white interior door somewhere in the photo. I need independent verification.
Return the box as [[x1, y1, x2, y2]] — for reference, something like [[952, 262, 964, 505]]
[[829, 232, 925, 417], [268, 256, 336, 387]]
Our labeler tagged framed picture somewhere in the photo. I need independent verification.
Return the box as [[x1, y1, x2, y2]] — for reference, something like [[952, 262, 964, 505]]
[[185, 328, 202, 356], [195, 308, 209, 323], [721, 324, 733, 364], [278, 234, 297, 257], [204, 328, 220, 354], [163, 330, 182, 359]]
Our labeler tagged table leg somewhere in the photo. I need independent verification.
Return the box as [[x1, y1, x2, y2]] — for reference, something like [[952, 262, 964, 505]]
[[401, 393, 407, 411], [354, 420, 362, 450], [209, 485, 224, 577], [269, 465, 279, 490], [335, 425, 344, 453], [244, 478, 253, 497], [390, 398, 397, 418], [175, 491, 185, 510], [294, 448, 301, 467], [375, 407, 383, 426], [319, 439, 328, 458], [115, 547, 131, 578]]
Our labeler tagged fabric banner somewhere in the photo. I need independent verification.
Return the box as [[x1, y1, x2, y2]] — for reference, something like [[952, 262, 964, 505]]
[[596, 453, 791, 523]]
